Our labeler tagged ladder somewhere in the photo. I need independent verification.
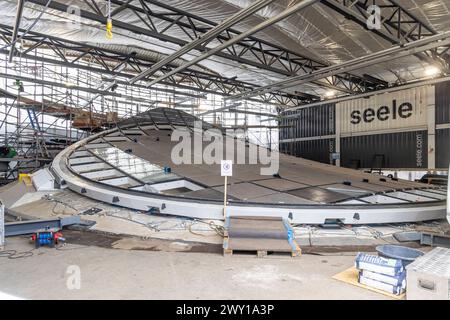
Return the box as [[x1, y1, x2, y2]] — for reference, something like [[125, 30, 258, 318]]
[[26, 108, 49, 158]]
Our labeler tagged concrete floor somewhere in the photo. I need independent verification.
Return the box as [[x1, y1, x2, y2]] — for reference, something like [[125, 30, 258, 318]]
[[0, 237, 392, 300]]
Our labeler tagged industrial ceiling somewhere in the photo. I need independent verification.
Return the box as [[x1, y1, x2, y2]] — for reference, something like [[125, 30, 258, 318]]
[[1, 0, 450, 108]]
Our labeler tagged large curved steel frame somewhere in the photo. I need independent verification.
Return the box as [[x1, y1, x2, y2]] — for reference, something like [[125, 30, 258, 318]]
[[51, 109, 448, 225]]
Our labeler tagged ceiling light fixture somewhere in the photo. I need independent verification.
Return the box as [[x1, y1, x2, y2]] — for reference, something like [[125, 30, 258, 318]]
[[325, 90, 336, 98], [425, 66, 440, 77]]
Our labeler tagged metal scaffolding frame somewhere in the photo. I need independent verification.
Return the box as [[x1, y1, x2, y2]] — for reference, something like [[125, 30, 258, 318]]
[[0, 41, 279, 183], [8, 0, 25, 62]]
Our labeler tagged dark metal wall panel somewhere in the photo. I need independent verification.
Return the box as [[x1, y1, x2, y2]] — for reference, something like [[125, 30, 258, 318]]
[[341, 131, 428, 169], [436, 81, 450, 124], [280, 139, 334, 164], [436, 128, 450, 169], [280, 104, 335, 140]]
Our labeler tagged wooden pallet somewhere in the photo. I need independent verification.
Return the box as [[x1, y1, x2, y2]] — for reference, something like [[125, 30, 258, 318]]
[[333, 267, 405, 300], [223, 236, 301, 258]]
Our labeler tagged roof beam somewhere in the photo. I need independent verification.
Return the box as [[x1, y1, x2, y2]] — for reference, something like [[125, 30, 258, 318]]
[[134, 0, 386, 92], [27, 0, 384, 99], [227, 108, 278, 118], [8, 0, 25, 62], [282, 75, 450, 116], [129, 0, 275, 83], [11, 7, 317, 107], [320, 0, 447, 68], [198, 103, 242, 116], [228, 30, 450, 101], [25, 0, 317, 104], [144, 0, 320, 87], [0, 37, 312, 109]]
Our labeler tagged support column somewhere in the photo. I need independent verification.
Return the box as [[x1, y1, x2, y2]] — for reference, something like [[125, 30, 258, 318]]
[[335, 104, 341, 167], [427, 85, 436, 171]]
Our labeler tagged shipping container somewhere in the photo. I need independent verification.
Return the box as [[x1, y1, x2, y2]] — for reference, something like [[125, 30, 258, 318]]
[[436, 81, 450, 124], [280, 104, 335, 140], [280, 139, 334, 164], [341, 131, 428, 169], [279, 82, 449, 170], [436, 128, 450, 169], [338, 86, 431, 134]]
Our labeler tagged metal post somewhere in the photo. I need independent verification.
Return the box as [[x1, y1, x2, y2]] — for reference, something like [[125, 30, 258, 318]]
[[223, 175, 228, 219], [447, 163, 450, 224], [0, 203, 4, 248], [427, 85, 436, 170]]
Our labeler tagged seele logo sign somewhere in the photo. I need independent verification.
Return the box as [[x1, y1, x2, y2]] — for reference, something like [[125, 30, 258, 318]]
[[350, 99, 413, 125]]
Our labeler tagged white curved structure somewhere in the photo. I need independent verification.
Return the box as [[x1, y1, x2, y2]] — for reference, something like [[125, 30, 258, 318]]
[[51, 108, 447, 225]]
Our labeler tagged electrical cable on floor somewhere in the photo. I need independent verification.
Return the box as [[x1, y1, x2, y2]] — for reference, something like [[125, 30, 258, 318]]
[[51, 201, 76, 215], [42, 195, 78, 215], [106, 213, 161, 232], [55, 243, 89, 251], [0, 249, 34, 259], [188, 219, 225, 237]]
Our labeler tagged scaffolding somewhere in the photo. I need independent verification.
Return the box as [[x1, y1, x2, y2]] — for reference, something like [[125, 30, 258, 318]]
[[0, 39, 278, 183]]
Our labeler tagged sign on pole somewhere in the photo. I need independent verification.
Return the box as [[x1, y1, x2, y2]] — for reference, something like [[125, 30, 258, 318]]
[[221, 160, 232, 219], [221, 160, 233, 176]]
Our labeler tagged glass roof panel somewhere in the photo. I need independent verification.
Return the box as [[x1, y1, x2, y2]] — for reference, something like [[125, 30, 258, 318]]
[[90, 147, 180, 184]]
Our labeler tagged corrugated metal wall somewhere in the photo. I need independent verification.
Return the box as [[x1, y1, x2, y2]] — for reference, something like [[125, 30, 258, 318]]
[[280, 139, 334, 164], [341, 131, 428, 169], [436, 81, 450, 124], [436, 128, 450, 168], [280, 104, 335, 140]]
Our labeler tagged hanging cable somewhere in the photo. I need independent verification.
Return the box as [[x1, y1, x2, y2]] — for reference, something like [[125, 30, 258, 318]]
[[106, 0, 113, 39]]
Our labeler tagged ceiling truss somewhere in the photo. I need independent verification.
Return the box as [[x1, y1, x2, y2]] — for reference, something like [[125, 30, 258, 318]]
[[0, 24, 318, 107], [321, 0, 450, 69], [26, 0, 388, 100], [3, 0, 448, 108]]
